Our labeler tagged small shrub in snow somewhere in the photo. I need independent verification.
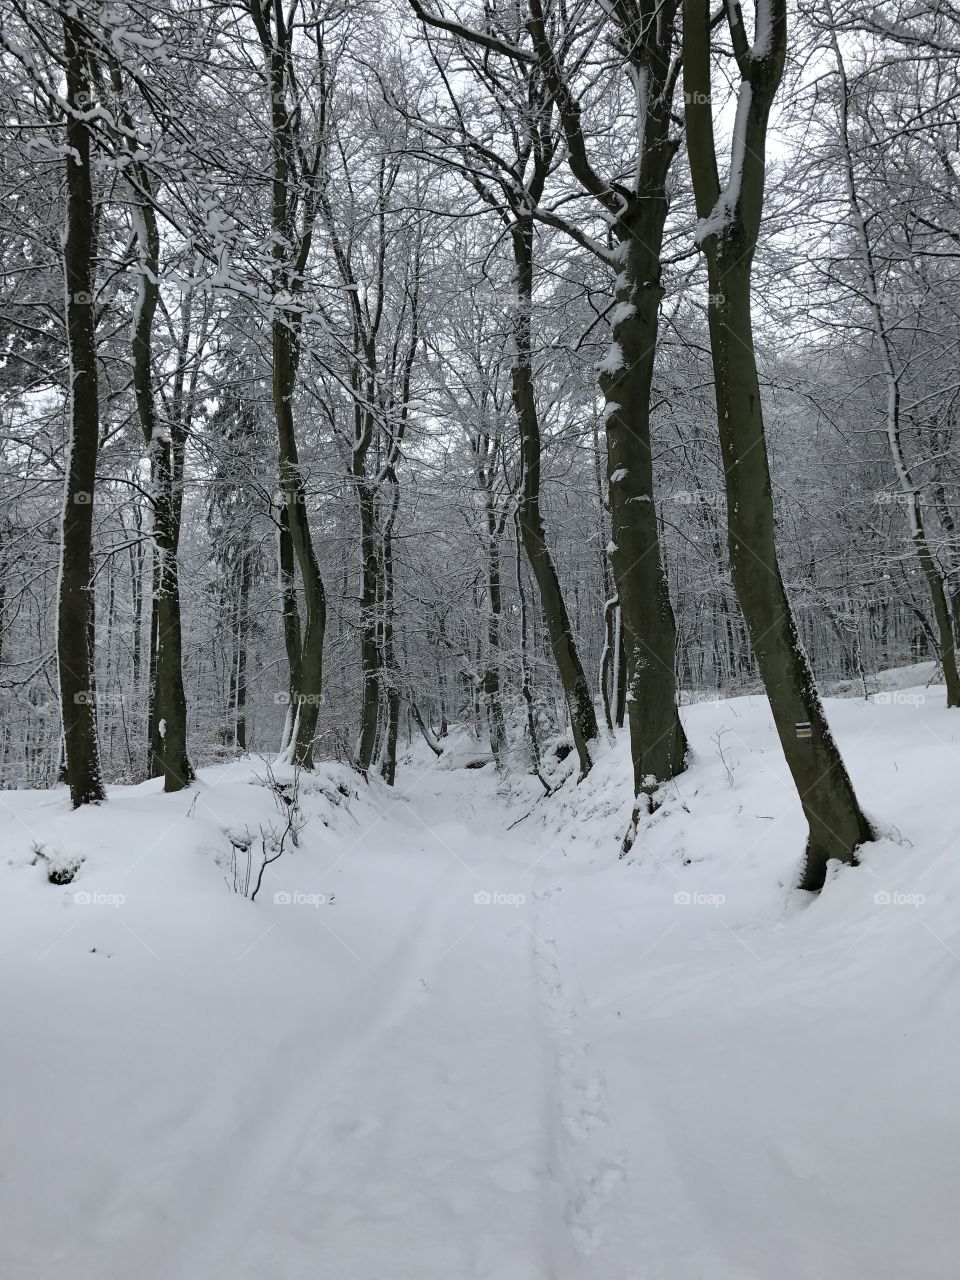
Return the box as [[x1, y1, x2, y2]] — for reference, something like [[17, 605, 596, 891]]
[[222, 767, 305, 901], [31, 842, 84, 885]]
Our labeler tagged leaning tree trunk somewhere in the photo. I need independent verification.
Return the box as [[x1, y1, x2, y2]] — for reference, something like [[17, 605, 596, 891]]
[[58, 15, 105, 807], [706, 257, 871, 888], [511, 219, 598, 775], [684, 0, 871, 891], [410, 701, 443, 756]]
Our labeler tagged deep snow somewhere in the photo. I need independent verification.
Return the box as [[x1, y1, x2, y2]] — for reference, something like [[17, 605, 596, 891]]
[[2, 676, 959, 1279]]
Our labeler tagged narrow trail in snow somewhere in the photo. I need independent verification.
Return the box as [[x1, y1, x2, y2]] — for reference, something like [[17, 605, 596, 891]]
[[531, 883, 628, 1273], [149, 849, 482, 1280], [189, 770, 601, 1280]]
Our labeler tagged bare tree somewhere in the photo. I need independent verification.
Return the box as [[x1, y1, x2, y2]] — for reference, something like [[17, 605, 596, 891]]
[[245, 0, 330, 769], [683, 0, 872, 889]]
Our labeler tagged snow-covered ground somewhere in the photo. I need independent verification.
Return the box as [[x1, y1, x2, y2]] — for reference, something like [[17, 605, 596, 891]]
[[2, 678, 959, 1279]]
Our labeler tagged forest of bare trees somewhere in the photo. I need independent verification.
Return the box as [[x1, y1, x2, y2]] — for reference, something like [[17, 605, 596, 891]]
[[2, 0, 959, 888]]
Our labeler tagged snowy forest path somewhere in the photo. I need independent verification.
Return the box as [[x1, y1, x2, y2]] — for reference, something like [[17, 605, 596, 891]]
[[5, 695, 960, 1280], [163, 766, 598, 1280]]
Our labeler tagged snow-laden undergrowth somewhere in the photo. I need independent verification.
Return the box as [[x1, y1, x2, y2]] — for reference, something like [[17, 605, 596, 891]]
[[2, 677, 958, 1279]]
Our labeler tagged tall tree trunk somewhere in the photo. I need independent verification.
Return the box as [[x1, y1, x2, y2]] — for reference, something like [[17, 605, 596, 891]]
[[114, 64, 193, 791], [143, 413, 193, 790], [129, 506, 143, 691], [511, 218, 598, 775], [525, 0, 686, 805], [601, 205, 687, 799], [248, 0, 327, 769], [0, 543, 5, 677], [932, 480, 960, 644], [684, 0, 871, 891], [58, 15, 105, 807], [277, 497, 302, 746], [356, 469, 381, 772], [598, 0, 688, 808], [378, 478, 401, 785], [235, 548, 251, 751], [275, 322, 326, 769], [147, 555, 160, 775], [483, 498, 508, 767], [592, 414, 616, 736], [514, 504, 551, 793]]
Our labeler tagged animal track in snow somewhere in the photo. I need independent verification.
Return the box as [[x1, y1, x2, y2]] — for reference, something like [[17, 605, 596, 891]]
[[532, 887, 627, 1261]]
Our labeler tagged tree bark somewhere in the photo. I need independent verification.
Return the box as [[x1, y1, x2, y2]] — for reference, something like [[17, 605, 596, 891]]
[[598, 0, 688, 806], [234, 547, 251, 751], [275, 322, 326, 769], [474, 430, 508, 767], [58, 14, 105, 807], [277, 497, 302, 741], [614, 608, 627, 728], [514, 504, 552, 793], [483, 501, 508, 768], [111, 62, 193, 791], [511, 218, 598, 775], [355, 464, 381, 772], [601, 211, 687, 797], [378, 477, 401, 785]]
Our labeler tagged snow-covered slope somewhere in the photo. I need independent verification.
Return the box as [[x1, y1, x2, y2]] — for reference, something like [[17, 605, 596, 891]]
[[2, 685, 958, 1279]]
